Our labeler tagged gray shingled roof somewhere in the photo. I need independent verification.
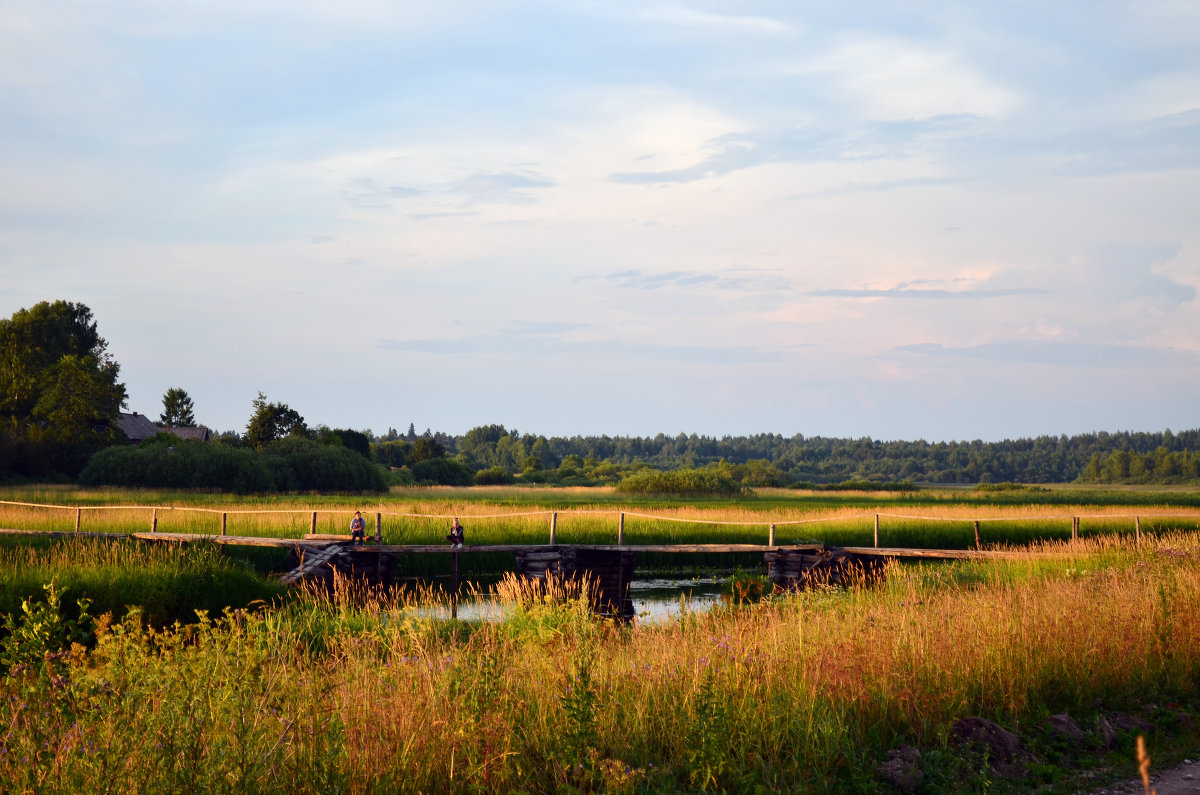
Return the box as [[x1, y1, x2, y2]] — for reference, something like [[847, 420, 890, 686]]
[[115, 412, 160, 442], [162, 426, 211, 442]]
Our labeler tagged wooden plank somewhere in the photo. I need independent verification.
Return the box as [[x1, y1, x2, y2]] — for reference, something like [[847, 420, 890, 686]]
[[0, 527, 128, 540], [2, 526, 1039, 561], [843, 546, 1025, 560]]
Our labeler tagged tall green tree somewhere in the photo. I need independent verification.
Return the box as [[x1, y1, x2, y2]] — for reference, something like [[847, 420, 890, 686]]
[[0, 301, 126, 479], [159, 387, 197, 427], [244, 392, 307, 450], [0, 301, 123, 419]]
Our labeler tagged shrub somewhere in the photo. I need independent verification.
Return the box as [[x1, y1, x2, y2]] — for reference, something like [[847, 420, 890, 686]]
[[411, 456, 474, 486], [474, 466, 515, 485], [264, 438, 387, 492], [78, 437, 386, 493], [615, 468, 746, 496]]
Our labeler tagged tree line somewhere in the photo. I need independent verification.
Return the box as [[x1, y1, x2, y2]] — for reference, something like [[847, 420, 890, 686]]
[[399, 425, 1200, 487], [3, 300, 1197, 490]]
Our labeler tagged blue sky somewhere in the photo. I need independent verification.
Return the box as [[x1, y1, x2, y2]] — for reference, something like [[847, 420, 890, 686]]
[[2, 1, 1198, 441]]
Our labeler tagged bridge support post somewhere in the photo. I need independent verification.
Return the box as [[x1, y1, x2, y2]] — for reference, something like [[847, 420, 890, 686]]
[[618, 513, 624, 545], [221, 512, 227, 536], [451, 551, 459, 620], [769, 524, 775, 546], [375, 513, 382, 542], [874, 514, 879, 548], [550, 512, 557, 544], [514, 547, 636, 620]]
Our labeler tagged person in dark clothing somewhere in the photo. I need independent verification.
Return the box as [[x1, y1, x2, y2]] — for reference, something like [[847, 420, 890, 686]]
[[350, 510, 366, 543], [444, 517, 464, 548]]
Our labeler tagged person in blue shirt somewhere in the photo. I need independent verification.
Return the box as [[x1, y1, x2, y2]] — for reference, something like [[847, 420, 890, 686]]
[[349, 510, 366, 543]]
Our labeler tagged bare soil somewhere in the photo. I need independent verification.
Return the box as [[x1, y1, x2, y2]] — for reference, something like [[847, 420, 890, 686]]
[[1089, 757, 1200, 795]]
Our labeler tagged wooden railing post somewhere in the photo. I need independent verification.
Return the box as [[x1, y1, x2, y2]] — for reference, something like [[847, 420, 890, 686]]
[[550, 512, 557, 545], [311, 511, 317, 536], [618, 512, 625, 545], [1072, 516, 1079, 541], [375, 513, 382, 542], [75, 508, 81, 533], [874, 514, 879, 548], [151, 508, 157, 533], [1135, 515, 1141, 547], [221, 512, 227, 536], [769, 524, 776, 546], [973, 520, 981, 550]]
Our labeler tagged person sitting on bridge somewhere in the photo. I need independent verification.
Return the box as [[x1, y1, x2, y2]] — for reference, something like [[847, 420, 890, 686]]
[[349, 511, 367, 543], [445, 518, 464, 549]]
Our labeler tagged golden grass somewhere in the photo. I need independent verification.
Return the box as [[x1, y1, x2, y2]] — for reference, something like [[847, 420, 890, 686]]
[[3, 532, 1200, 790]]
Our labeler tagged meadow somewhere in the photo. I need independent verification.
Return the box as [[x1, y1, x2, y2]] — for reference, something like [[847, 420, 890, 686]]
[[1, 531, 1199, 792], [2, 484, 1200, 790], [3, 483, 1199, 550]]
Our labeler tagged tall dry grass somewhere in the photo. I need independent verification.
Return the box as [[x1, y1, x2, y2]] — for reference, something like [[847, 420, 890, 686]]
[[2, 532, 1199, 791]]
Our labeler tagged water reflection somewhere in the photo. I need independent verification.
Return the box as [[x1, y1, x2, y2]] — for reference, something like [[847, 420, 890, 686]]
[[629, 576, 725, 622], [413, 576, 729, 623]]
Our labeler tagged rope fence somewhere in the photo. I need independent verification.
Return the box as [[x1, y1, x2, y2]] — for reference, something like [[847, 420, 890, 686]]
[[2, 500, 1199, 547]]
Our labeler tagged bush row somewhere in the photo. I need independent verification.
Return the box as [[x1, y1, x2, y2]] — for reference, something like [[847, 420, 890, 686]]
[[79, 436, 387, 493], [614, 467, 747, 496]]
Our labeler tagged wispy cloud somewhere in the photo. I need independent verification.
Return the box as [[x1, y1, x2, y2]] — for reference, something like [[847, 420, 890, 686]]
[[897, 340, 1198, 368], [576, 268, 790, 292], [343, 178, 425, 208], [789, 176, 962, 199], [610, 118, 972, 185], [378, 332, 783, 365], [449, 171, 555, 205], [812, 285, 1048, 300], [637, 8, 796, 36]]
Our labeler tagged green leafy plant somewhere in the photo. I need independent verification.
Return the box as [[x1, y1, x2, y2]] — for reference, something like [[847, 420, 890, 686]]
[[0, 580, 94, 676]]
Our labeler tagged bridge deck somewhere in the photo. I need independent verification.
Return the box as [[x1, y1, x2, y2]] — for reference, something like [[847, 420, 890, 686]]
[[0, 527, 1024, 560]]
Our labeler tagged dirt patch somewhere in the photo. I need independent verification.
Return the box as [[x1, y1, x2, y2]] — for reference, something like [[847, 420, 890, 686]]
[[1090, 757, 1200, 795]]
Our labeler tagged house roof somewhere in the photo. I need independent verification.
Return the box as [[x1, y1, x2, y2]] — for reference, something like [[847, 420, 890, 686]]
[[115, 412, 160, 442], [162, 426, 211, 442]]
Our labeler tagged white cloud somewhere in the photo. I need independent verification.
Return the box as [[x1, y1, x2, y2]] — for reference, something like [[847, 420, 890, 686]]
[[799, 36, 1022, 121], [638, 7, 796, 36]]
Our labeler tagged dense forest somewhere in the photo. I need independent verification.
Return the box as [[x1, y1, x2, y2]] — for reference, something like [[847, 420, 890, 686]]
[[375, 424, 1200, 486]]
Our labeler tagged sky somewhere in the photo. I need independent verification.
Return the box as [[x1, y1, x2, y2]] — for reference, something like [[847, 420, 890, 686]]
[[2, 1, 1198, 442]]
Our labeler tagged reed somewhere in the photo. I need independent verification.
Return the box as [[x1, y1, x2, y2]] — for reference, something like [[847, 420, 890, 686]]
[[2, 532, 1199, 791]]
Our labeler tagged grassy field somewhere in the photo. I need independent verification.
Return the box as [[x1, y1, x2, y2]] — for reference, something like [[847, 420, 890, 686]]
[[3, 484, 1199, 549], [1, 530, 1199, 792]]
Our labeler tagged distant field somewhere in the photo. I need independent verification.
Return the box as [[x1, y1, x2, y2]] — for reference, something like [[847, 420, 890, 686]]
[[2, 483, 1199, 551]]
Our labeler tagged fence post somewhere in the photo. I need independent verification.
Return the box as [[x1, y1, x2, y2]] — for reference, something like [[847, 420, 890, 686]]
[[874, 514, 879, 548], [550, 512, 557, 545], [769, 523, 776, 546], [450, 551, 459, 620], [1135, 515, 1141, 547], [375, 513, 382, 543], [618, 512, 624, 545], [221, 512, 227, 536], [75, 508, 81, 533], [151, 508, 157, 533], [1072, 516, 1079, 540], [311, 511, 317, 536], [973, 520, 981, 550]]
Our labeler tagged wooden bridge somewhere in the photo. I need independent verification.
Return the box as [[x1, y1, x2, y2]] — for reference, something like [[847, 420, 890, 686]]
[[0, 525, 1024, 620]]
